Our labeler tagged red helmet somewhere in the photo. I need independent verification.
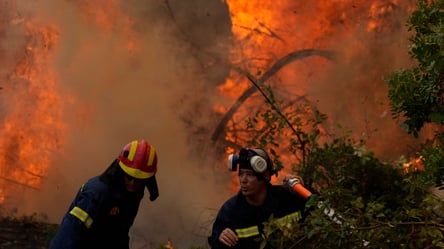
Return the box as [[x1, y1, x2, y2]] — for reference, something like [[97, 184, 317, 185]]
[[117, 139, 157, 179]]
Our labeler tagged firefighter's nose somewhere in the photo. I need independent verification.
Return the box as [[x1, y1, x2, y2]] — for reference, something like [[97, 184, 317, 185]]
[[239, 174, 247, 182]]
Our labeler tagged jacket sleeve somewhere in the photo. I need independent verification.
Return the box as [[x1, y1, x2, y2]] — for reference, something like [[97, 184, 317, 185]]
[[208, 205, 232, 249], [208, 218, 226, 248], [48, 211, 84, 249], [48, 181, 104, 249]]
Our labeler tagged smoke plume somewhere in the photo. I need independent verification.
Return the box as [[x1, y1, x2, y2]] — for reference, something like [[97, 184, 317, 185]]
[[1, 0, 231, 247], [0, 1, 435, 248]]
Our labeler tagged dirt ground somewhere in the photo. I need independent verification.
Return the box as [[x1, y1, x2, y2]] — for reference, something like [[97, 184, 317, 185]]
[[0, 215, 57, 249]]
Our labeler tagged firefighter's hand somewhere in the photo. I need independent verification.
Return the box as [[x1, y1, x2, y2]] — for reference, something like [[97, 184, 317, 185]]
[[219, 228, 238, 247]]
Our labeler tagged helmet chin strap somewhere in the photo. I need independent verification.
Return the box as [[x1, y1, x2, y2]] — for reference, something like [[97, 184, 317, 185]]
[[145, 175, 159, 201]]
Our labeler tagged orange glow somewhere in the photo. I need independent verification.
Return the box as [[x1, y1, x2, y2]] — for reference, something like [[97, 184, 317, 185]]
[[221, 1, 416, 192], [0, 0, 142, 205], [71, 0, 139, 57], [0, 21, 67, 203], [403, 156, 425, 174], [0, 0, 421, 203]]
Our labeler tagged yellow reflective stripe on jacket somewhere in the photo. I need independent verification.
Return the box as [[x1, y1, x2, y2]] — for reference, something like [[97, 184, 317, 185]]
[[80, 183, 85, 192], [235, 226, 260, 238], [273, 211, 301, 227], [234, 211, 301, 238], [69, 206, 93, 228]]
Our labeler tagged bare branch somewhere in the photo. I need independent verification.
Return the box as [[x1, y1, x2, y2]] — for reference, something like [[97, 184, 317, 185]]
[[211, 49, 336, 143], [0, 176, 39, 190]]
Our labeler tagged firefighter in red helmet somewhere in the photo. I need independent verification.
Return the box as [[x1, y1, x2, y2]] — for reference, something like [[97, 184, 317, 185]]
[[49, 139, 159, 249]]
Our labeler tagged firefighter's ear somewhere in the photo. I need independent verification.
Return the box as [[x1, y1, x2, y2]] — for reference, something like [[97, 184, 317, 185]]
[[263, 170, 271, 181]]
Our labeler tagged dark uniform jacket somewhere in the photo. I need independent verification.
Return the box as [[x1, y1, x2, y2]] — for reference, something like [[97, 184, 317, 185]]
[[208, 184, 308, 249], [49, 175, 144, 249]]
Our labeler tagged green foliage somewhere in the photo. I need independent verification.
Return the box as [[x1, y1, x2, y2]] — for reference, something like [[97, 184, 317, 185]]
[[156, 245, 206, 249], [419, 134, 444, 189], [239, 76, 444, 248], [298, 141, 443, 249], [241, 34, 444, 249], [260, 213, 305, 249], [386, 0, 444, 190], [386, 0, 444, 137], [233, 2, 444, 248], [246, 84, 328, 171], [256, 134, 444, 249]]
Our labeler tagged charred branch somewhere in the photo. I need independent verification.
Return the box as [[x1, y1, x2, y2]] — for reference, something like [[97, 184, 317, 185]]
[[0, 176, 39, 190], [236, 21, 285, 42], [211, 49, 336, 143]]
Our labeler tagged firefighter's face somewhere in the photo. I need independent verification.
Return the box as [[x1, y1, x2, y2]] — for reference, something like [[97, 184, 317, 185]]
[[123, 173, 145, 192], [238, 168, 264, 197]]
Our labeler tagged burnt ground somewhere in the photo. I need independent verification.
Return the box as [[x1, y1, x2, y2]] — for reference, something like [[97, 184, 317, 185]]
[[0, 214, 58, 249]]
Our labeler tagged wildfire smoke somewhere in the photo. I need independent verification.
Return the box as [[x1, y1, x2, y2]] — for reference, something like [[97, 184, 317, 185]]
[[0, 0, 435, 248]]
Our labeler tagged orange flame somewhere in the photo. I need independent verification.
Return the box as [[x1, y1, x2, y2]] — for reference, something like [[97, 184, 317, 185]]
[[69, 0, 139, 58], [0, 0, 141, 205], [0, 20, 67, 203], [403, 156, 424, 174], [221, 1, 417, 191]]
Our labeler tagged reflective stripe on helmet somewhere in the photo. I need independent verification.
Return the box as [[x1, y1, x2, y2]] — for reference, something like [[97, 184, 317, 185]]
[[119, 162, 155, 179], [127, 140, 138, 161], [147, 145, 156, 167], [69, 206, 93, 228]]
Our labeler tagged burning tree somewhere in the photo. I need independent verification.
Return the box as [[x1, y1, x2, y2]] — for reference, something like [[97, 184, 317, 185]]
[[213, 0, 444, 248], [387, 0, 444, 190], [0, 1, 67, 206]]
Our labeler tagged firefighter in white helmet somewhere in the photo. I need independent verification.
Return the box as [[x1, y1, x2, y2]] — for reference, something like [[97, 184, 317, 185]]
[[208, 147, 315, 249], [49, 139, 159, 249]]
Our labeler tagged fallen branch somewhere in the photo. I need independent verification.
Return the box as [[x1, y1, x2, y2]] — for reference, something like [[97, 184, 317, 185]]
[[211, 49, 336, 143], [0, 176, 39, 190]]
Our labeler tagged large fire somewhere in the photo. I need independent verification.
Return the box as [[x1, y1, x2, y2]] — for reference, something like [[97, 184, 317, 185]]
[[0, 0, 424, 198], [219, 0, 419, 189], [0, 1, 433, 247], [0, 6, 66, 204], [0, 1, 142, 206]]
